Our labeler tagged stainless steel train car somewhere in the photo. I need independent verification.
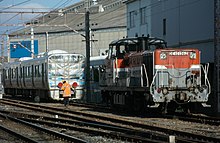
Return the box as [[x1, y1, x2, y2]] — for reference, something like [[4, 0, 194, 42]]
[[89, 55, 107, 103], [2, 50, 85, 102]]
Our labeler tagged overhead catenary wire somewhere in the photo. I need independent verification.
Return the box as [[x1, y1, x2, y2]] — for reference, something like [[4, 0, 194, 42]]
[[0, 0, 79, 36], [1, 0, 204, 56], [0, 0, 82, 58], [0, 0, 31, 12]]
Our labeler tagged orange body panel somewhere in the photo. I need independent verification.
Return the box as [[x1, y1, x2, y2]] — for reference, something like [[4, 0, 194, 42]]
[[115, 59, 127, 68], [154, 48, 200, 69]]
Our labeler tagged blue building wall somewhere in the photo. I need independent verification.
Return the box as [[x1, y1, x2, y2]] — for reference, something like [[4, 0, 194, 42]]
[[10, 40, 38, 58]]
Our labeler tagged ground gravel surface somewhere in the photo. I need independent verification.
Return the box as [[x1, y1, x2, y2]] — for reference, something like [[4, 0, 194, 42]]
[[1, 101, 220, 142]]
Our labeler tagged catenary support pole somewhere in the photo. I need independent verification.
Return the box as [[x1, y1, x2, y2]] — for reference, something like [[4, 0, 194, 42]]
[[46, 32, 49, 54], [85, 9, 91, 102], [31, 27, 34, 58], [6, 35, 10, 62]]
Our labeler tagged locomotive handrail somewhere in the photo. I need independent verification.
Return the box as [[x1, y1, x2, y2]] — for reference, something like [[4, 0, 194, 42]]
[[201, 63, 211, 95], [114, 58, 119, 83], [150, 70, 158, 94], [142, 64, 149, 87], [115, 57, 119, 78]]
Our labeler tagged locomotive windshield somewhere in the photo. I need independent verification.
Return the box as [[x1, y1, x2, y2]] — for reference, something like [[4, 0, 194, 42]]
[[108, 45, 126, 59], [107, 37, 167, 59]]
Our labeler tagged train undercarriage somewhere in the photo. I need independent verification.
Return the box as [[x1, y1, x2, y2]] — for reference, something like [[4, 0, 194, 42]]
[[101, 88, 208, 114]]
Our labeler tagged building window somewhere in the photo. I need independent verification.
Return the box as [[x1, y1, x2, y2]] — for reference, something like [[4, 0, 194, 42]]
[[140, 7, 147, 25], [129, 11, 135, 28], [163, 18, 166, 35]]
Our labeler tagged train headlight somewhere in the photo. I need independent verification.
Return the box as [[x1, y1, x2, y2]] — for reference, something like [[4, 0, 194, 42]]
[[189, 87, 194, 91], [194, 88, 199, 94], [199, 87, 204, 92], [190, 52, 196, 59], [160, 52, 166, 59], [157, 88, 161, 93], [72, 82, 78, 88], [162, 88, 168, 95], [57, 82, 63, 88]]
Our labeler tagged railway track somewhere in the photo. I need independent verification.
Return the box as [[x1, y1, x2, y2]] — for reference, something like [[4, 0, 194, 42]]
[[0, 99, 168, 142], [0, 113, 86, 143], [0, 124, 38, 143], [71, 99, 220, 126], [164, 114, 220, 126], [0, 98, 220, 143]]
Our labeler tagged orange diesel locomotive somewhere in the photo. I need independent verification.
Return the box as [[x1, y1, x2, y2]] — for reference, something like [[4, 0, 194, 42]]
[[151, 48, 210, 113], [100, 37, 210, 113]]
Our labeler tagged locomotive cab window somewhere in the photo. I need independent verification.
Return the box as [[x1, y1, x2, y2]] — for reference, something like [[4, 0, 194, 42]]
[[116, 45, 126, 59], [108, 45, 116, 59], [108, 45, 126, 59]]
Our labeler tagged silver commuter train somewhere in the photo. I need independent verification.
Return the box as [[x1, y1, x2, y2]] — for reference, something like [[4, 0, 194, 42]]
[[3, 50, 85, 102]]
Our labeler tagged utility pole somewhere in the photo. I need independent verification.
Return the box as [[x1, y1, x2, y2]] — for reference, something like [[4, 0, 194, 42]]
[[214, 0, 220, 114], [1, 38, 4, 64], [6, 35, 10, 62], [31, 27, 34, 58], [85, 0, 91, 102], [46, 32, 49, 54]]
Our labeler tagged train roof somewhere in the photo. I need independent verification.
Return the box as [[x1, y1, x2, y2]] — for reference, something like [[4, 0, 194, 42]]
[[19, 57, 33, 61], [109, 37, 167, 46], [37, 50, 85, 58], [156, 48, 199, 51], [48, 50, 68, 55], [90, 55, 107, 66]]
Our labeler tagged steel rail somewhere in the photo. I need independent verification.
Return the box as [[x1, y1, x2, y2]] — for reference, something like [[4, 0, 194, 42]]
[[0, 124, 38, 143], [1, 98, 220, 142], [0, 112, 87, 143], [0, 110, 169, 143]]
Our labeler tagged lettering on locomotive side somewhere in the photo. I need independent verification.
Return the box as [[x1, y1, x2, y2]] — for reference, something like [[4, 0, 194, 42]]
[[169, 51, 189, 56]]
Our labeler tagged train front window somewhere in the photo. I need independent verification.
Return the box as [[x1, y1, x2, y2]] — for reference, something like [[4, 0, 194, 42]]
[[108, 46, 115, 59], [49, 55, 63, 63], [48, 54, 85, 79], [116, 45, 126, 59]]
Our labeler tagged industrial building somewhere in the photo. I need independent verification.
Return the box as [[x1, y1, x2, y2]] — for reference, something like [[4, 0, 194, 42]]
[[8, 0, 127, 58]]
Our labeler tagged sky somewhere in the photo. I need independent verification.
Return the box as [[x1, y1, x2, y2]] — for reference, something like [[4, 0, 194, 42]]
[[0, 0, 81, 35]]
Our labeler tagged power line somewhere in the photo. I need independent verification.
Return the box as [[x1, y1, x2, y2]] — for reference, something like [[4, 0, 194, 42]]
[[0, 0, 31, 12]]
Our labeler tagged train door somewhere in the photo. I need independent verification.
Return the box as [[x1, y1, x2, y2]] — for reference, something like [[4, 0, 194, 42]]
[[15, 67, 18, 87], [23, 66, 26, 87], [9, 68, 12, 87], [19, 66, 22, 89], [32, 65, 35, 88], [0, 68, 3, 98], [105, 45, 116, 86], [42, 63, 45, 88]]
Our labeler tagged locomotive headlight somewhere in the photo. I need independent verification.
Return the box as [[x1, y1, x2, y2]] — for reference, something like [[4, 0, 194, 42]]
[[162, 88, 168, 95], [190, 52, 196, 59], [199, 87, 204, 92], [194, 88, 199, 94], [160, 52, 166, 59]]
